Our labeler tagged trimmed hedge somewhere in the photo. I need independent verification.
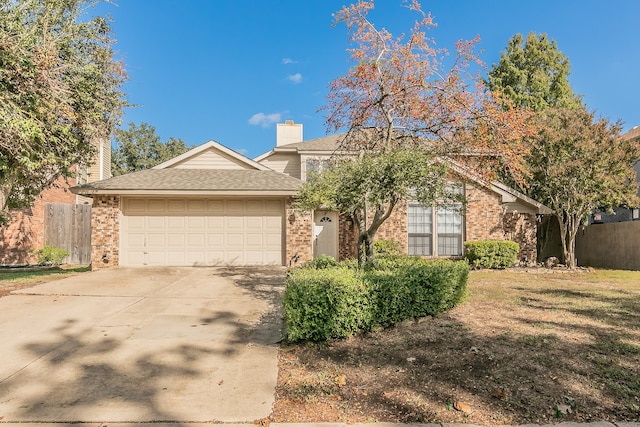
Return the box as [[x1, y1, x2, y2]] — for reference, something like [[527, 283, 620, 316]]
[[366, 258, 469, 327], [464, 240, 519, 269], [283, 257, 469, 342], [283, 267, 372, 342]]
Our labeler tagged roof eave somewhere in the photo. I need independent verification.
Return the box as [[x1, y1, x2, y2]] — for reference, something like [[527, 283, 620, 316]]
[[70, 188, 299, 197]]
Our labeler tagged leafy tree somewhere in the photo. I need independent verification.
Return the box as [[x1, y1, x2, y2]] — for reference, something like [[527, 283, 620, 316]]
[[111, 122, 188, 175], [488, 32, 639, 267], [530, 107, 639, 268], [300, 0, 532, 265], [324, 0, 533, 182], [486, 32, 581, 111], [0, 0, 126, 221], [296, 149, 462, 266]]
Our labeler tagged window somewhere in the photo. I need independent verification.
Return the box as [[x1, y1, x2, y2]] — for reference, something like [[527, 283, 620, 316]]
[[408, 204, 463, 256], [408, 205, 433, 255], [437, 207, 463, 255], [304, 158, 330, 180]]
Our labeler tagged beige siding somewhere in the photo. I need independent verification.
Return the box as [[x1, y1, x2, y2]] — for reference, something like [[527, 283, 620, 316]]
[[102, 138, 112, 179], [87, 137, 111, 182], [258, 152, 301, 178], [170, 148, 253, 170]]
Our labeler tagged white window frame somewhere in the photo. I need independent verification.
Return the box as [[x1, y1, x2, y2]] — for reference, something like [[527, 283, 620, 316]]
[[302, 155, 331, 181]]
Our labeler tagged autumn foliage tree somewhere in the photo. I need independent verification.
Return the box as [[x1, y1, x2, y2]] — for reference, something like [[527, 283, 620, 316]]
[[529, 107, 639, 268], [298, 0, 533, 266], [0, 0, 126, 221], [488, 33, 639, 267]]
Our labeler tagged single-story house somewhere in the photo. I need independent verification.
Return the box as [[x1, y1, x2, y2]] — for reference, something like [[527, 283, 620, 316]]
[[71, 121, 550, 269]]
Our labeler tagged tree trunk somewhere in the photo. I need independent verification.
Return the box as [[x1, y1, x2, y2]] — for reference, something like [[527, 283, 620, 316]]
[[557, 212, 580, 269]]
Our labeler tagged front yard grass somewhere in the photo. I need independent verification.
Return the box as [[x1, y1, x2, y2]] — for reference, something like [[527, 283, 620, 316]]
[[0, 265, 90, 297], [272, 269, 640, 424]]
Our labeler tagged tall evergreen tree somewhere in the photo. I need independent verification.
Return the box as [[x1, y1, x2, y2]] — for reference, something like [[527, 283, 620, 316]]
[[487, 32, 581, 111], [488, 32, 639, 267]]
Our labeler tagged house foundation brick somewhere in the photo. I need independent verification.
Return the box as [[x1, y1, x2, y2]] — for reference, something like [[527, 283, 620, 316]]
[[91, 195, 120, 269], [286, 198, 313, 267]]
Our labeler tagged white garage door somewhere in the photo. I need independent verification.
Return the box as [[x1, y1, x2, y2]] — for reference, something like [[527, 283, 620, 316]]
[[120, 198, 284, 266]]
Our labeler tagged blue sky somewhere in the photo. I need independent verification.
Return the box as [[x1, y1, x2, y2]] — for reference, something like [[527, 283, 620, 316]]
[[95, 0, 640, 158]]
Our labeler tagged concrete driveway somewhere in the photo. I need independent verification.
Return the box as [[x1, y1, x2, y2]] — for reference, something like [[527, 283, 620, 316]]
[[0, 266, 286, 423]]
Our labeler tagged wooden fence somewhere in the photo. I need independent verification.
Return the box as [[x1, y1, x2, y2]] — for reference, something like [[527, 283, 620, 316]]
[[44, 203, 92, 265], [575, 221, 640, 270]]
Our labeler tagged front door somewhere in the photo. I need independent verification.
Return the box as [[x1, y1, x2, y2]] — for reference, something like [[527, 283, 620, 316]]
[[313, 210, 338, 259]]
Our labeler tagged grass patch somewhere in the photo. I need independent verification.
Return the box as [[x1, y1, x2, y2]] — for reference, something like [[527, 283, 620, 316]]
[[0, 266, 91, 285], [274, 268, 640, 424]]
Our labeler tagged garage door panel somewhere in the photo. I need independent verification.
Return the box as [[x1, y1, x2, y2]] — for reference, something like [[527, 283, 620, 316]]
[[246, 234, 263, 246], [207, 200, 224, 212], [121, 198, 284, 266], [226, 216, 244, 229], [147, 199, 166, 212], [246, 217, 263, 229], [187, 233, 205, 246], [126, 233, 146, 247], [167, 199, 185, 212], [147, 233, 166, 247], [265, 233, 281, 246], [167, 217, 185, 229], [147, 217, 165, 229], [226, 233, 244, 246], [226, 200, 244, 212], [207, 217, 223, 228], [167, 233, 185, 246], [207, 234, 224, 245]]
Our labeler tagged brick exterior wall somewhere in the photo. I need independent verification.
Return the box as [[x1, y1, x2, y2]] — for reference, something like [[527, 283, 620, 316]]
[[338, 213, 357, 261], [286, 197, 313, 267], [337, 201, 408, 261], [465, 182, 538, 264], [0, 178, 76, 265], [334, 184, 538, 264], [503, 212, 537, 264], [91, 195, 120, 269], [465, 183, 507, 241], [377, 200, 408, 251]]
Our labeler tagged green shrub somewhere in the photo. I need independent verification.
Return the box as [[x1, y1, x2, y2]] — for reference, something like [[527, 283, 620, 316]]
[[283, 256, 469, 342], [464, 240, 519, 269], [31, 245, 69, 266], [284, 267, 371, 342], [366, 258, 469, 327], [373, 239, 402, 257], [302, 255, 339, 269]]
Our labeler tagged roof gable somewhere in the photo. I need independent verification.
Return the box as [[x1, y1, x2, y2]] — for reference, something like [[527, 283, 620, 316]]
[[154, 140, 269, 171]]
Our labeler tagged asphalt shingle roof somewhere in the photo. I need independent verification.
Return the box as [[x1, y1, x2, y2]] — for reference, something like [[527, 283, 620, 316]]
[[73, 169, 302, 194], [278, 133, 345, 152]]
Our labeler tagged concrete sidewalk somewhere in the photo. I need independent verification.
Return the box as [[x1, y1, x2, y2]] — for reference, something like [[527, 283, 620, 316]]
[[0, 267, 285, 423], [0, 422, 636, 427]]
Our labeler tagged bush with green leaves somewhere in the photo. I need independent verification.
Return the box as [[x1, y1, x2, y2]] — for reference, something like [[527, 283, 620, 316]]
[[31, 245, 69, 266], [302, 255, 340, 269], [284, 267, 372, 342], [464, 240, 519, 269], [366, 258, 469, 327], [284, 256, 469, 342], [373, 239, 402, 257]]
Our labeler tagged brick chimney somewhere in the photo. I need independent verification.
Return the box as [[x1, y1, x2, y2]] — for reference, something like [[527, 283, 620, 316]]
[[276, 120, 303, 147]]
